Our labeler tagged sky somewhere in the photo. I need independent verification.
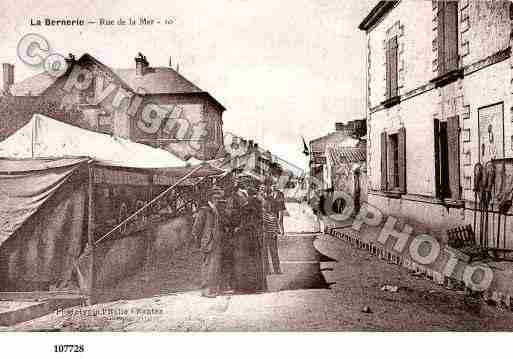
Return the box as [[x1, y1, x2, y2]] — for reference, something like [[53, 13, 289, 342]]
[[0, 0, 376, 170]]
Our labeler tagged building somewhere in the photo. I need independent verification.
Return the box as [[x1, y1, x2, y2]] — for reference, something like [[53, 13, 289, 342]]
[[309, 119, 366, 191], [359, 1, 513, 234], [1, 53, 226, 161], [222, 131, 304, 185], [325, 140, 367, 211]]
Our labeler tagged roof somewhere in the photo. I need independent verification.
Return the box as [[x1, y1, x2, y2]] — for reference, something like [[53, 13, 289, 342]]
[[113, 67, 202, 94], [0, 114, 201, 169], [113, 66, 226, 111], [9, 72, 57, 96], [326, 146, 366, 166], [358, 1, 399, 31], [310, 132, 358, 153], [8, 53, 225, 110]]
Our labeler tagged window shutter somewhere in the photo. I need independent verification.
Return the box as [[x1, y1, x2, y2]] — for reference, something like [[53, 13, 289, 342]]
[[444, 1, 458, 72], [433, 118, 441, 198], [385, 40, 391, 100], [381, 131, 388, 191], [398, 127, 406, 193], [390, 36, 398, 98], [387, 135, 395, 189], [447, 115, 461, 200], [437, 1, 446, 75]]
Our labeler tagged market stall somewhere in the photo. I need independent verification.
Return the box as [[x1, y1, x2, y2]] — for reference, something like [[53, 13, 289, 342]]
[[0, 114, 223, 302]]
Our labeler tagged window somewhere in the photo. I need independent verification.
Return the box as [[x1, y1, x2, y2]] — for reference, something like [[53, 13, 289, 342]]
[[437, 0, 459, 75], [380, 128, 406, 193], [385, 36, 399, 100], [434, 116, 460, 200]]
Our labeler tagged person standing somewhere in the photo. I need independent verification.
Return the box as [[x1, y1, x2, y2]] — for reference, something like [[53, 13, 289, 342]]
[[272, 185, 287, 235], [260, 184, 282, 275], [219, 178, 243, 294], [191, 186, 225, 298], [233, 185, 267, 293]]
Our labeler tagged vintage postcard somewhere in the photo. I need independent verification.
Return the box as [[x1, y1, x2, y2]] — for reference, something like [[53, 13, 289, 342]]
[[1, 0, 513, 354]]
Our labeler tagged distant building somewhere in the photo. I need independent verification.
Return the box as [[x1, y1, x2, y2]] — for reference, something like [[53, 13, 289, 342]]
[[222, 131, 304, 185], [309, 119, 366, 191], [325, 140, 367, 207], [1, 53, 226, 161]]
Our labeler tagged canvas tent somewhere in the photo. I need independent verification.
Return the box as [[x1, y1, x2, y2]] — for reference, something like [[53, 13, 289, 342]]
[[0, 114, 210, 171], [0, 114, 223, 299]]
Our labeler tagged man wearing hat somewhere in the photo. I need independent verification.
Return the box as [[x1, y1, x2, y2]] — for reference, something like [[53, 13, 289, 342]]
[[191, 185, 226, 298]]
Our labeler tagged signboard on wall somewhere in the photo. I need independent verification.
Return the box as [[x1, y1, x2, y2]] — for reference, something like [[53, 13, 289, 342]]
[[478, 102, 504, 165], [93, 168, 150, 186]]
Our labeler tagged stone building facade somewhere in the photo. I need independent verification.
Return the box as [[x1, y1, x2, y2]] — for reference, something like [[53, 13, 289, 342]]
[[359, 1, 513, 236], [222, 132, 297, 183]]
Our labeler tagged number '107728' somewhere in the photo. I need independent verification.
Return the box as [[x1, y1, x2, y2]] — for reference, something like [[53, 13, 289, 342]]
[[54, 345, 85, 353]]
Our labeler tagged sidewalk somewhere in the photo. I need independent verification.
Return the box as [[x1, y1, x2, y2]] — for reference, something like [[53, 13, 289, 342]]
[[324, 214, 513, 312]]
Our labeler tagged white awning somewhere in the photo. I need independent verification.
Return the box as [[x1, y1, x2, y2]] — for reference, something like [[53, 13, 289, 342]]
[[0, 114, 200, 169]]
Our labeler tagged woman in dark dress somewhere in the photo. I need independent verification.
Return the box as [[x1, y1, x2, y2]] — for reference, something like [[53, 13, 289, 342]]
[[233, 187, 267, 293]]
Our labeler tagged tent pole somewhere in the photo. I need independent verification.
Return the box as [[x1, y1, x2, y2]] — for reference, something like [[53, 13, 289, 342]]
[[94, 164, 207, 246], [87, 165, 95, 304], [31, 117, 34, 158]]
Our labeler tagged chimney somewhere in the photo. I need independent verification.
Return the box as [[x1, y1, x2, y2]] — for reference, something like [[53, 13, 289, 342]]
[[2, 63, 14, 93], [65, 53, 76, 67], [135, 52, 149, 76]]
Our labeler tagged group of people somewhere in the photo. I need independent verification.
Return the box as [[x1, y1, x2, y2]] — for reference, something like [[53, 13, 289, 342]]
[[191, 175, 286, 298]]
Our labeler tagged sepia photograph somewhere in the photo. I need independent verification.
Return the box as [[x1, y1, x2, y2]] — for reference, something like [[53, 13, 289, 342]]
[[1, 0, 513, 356]]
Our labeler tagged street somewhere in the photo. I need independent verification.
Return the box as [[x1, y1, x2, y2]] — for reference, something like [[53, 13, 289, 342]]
[[3, 202, 512, 331]]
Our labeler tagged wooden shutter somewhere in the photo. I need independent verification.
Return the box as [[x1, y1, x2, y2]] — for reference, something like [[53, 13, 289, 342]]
[[433, 118, 441, 198], [390, 36, 398, 98], [398, 127, 406, 193], [444, 1, 458, 72], [388, 135, 395, 189], [385, 40, 391, 100], [447, 115, 461, 200], [380, 131, 388, 191], [437, 0, 446, 75]]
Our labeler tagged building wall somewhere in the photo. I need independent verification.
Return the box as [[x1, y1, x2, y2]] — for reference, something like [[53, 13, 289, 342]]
[[368, 0, 433, 108], [460, 0, 511, 67], [369, 89, 437, 196], [133, 94, 206, 160], [462, 59, 512, 200], [364, 0, 513, 234], [42, 59, 133, 138]]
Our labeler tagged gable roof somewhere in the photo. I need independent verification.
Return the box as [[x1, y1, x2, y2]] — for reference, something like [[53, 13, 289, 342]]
[[8, 53, 225, 110]]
